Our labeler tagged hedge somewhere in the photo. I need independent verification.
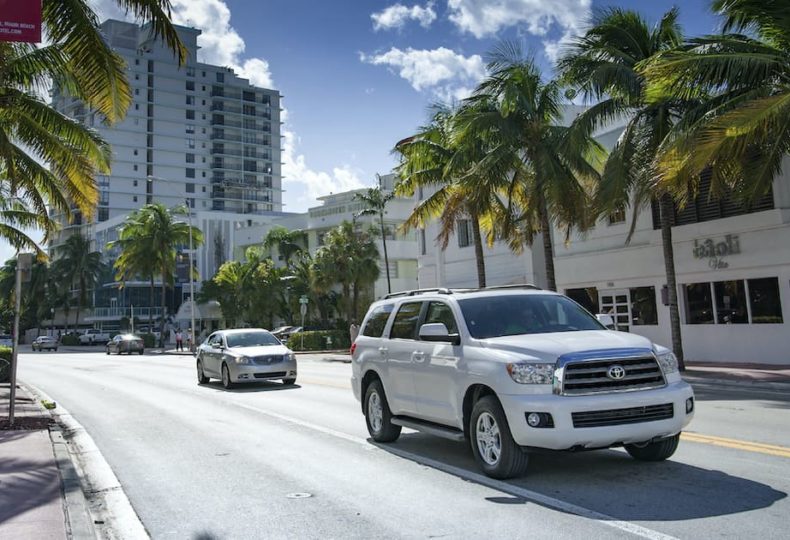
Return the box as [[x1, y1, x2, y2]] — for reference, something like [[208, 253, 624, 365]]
[[60, 335, 80, 346], [0, 346, 10, 383], [141, 333, 156, 348], [287, 330, 351, 351]]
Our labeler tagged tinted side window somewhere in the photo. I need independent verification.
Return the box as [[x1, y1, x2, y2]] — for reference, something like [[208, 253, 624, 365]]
[[389, 302, 423, 340], [362, 305, 394, 337], [424, 301, 458, 334]]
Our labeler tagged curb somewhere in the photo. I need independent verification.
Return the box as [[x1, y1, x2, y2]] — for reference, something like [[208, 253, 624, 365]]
[[24, 383, 150, 540], [50, 427, 97, 540], [683, 375, 790, 391]]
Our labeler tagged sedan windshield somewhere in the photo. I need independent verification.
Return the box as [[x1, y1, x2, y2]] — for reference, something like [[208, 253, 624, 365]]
[[458, 294, 604, 339], [225, 331, 280, 348]]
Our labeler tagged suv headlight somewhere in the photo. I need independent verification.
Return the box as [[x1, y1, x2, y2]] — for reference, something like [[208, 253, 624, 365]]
[[656, 351, 678, 374], [506, 363, 555, 384], [234, 356, 251, 365]]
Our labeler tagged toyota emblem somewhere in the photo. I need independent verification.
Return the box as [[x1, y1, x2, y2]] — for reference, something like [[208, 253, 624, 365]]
[[607, 365, 626, 380]]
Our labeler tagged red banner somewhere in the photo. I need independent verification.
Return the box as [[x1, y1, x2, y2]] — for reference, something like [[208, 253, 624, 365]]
[[0, 0, 42, 43]]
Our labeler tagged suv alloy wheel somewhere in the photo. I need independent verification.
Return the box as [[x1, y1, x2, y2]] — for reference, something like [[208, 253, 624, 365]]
[[470, 396, 529, 479], [364, 380, 401, 442]]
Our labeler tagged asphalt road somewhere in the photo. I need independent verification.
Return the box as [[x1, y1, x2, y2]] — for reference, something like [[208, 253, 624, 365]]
[[17, 350, 790, 539]]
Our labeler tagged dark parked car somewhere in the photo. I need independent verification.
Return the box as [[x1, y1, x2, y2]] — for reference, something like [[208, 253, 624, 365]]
[[106, 334, 145, 355]]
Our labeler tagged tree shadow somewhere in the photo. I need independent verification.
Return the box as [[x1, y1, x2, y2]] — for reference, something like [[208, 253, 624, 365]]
[[374, 433, 786, 522]]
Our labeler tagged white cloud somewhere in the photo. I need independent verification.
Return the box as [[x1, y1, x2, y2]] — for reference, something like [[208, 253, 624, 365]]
[[360, 47, 485, 101], [446, 0, 590, 59], [371, 2, 437, 31]]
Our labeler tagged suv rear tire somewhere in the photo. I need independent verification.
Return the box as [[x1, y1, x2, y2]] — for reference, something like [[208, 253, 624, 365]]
[[625, 433, 680, 461], [470, 395, 529, 479], [364, 380, 401, 442]]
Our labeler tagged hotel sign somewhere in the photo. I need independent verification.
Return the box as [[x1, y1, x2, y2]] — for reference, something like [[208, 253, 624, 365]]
[[692, 234, 741, 269], [0, 0, 42, 43]]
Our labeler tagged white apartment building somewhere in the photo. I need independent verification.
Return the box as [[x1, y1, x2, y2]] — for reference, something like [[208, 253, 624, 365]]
[[235, 174, 420, 300], [48, 19, 285, 325]]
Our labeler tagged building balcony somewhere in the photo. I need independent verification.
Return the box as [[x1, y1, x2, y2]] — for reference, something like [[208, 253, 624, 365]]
[[211, 146, 243, 157], [211, 88, 242, 99], [212, 160, 243, 171], [211, 118, 242, 128], [85, 306, 164, 322], [211, 103, 242, 114], [210, 132, 243, 142]]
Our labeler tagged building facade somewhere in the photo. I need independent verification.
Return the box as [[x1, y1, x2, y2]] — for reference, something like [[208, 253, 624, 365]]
[[49, 19, 285, 328]]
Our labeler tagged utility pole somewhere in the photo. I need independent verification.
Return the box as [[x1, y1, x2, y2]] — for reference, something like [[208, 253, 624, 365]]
[[185, 200, 196, 353]]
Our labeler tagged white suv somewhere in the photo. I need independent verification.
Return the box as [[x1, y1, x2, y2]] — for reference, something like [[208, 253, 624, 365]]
[[351, 286, 694, 479]]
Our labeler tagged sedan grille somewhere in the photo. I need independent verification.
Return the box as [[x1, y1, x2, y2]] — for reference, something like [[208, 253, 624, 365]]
[[562, 356, 665, 395], [253, 355, 283, 365], [572, 403, 674, 428], [253, 371, 287, 379]]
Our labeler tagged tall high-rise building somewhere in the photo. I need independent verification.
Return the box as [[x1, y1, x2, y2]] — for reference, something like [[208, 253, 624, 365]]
[[49, 19, 289, 329]]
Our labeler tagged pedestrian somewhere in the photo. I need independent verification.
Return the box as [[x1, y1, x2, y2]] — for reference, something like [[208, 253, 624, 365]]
[[175, 329, 183, 352], [187, 328, 193, 351], [349, 320, 360, 343]]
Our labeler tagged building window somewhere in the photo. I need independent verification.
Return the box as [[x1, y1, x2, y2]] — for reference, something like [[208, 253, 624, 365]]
[[565, 287, 599, 315], [216, 72, 225, 83], [608, 207, 626, 225], [98, 208, 109, 222], [202, 186, 206, 192], [133, 196, 138, 202], [186, 124, 195, 134], [133, 149, 138, 156], [684, 283, 714, 324], [134, 103, 139, 110], [186, 109, 195, 120], [135, 59, 140, 66], [186, 80, 195, 91], [382, 261, 399, 279], [186, 183, 195, 193], [186, 67, 195, 77], [630, 286, 658, 325], [187, 138, 195, 149], [134, 88, 139, 95], [133, 180, 138, 187], [186, 168, 195, 178], [748, 278, 783, 323], [713, 280, 748, 324], [133, 164, 138, 171], [457, 219, 472, 248], [188, 198, 195, 208], [186, 95, 194, 105], [186, 153, 195, 163]]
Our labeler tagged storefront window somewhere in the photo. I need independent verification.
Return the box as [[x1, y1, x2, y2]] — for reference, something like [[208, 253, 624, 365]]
[[630, 286, 658, 325], [748, 278, 783, 323], [565, 287, 599, 315], [685, 283, 714, 324], [714, 280, 748, 324]]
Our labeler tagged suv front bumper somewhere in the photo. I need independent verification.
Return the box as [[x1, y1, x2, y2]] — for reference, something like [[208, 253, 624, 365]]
[[499, 381, 694, 450]]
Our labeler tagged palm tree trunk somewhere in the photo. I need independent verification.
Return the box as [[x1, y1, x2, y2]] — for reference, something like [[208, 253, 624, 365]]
[[380, 211, 391, 294], [352, 282, 360, 323], [539, 198, 557, 291], [160, 269, 167, 348], [470, 214, 486, 288], [659, 195, 685, 370], [149, 275, 155, 330], [342, 283, 351, 322]]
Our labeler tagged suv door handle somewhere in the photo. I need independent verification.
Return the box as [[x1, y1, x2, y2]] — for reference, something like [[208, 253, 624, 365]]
[[412, 351, 426, 363], [378, 347, 388, 354]]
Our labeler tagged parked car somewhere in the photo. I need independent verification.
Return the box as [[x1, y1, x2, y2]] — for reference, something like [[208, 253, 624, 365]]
[[106, 334, 145, 355], [196, 328, 297, 389], [270, 326, 295, 339], [80, 329, 111, 345], [32, 336, 58, 351], [0, 334, 12, 348], [351, 286, 694, 479]]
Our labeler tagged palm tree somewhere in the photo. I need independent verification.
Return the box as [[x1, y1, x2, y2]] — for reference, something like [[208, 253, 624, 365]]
[[642, 0, 790, 204], [465, 44, 603, 291], [354, 180, 394, 294], [112, 203, 203, 339], [558, 8, 690, 368], [395, 105, 500, 288], [262, 226, 307, 264], [0, 195, 56, 257], [56, 234, 104, 329]]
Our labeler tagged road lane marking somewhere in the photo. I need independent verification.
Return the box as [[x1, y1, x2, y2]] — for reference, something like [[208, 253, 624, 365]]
[[681, 432, 790, 458], [197, 392, 677, 540]]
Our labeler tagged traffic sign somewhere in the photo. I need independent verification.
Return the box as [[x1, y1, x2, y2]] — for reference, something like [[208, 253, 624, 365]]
[[299, 295, 309, 305], [300, 303, 307, 317]]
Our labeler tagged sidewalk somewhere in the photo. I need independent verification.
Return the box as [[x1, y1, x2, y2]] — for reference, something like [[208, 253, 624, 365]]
[[0, 383, 67, 540], [683, 361, 790, 388]]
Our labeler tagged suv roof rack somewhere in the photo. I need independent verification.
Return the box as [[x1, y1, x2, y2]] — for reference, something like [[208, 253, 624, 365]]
[[384, 287, 452, 299], [480, 283, 542, 291]]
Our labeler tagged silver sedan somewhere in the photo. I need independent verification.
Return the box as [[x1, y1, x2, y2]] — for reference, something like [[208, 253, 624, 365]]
[[196, 328, 297, 389]]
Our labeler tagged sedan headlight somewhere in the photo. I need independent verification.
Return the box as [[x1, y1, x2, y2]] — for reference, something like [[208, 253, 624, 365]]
[[506, 363, 555, 384], [656, 351, 678, 374], [286, 353, 296, 362], [234, 356, 251, 365]]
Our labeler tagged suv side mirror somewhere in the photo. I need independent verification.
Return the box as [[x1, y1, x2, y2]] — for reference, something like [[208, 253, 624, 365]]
[[419, 323, 461, 345], [596, 314, 615, 329]]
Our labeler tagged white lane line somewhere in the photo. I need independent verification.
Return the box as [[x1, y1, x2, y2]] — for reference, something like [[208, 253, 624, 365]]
[[194, 390, 678, 540]]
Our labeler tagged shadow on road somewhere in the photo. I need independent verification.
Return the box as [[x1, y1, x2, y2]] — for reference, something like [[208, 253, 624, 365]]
[[691, 382, 790, 409], [200, 381, 301, 393], [374, 432, 787, 522]]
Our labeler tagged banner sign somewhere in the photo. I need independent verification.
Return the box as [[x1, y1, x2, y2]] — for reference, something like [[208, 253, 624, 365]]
[[0, 0, 42, 43]]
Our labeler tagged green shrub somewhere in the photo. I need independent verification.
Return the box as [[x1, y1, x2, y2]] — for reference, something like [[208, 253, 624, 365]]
[[141, 333, 156, 348], [0, 346, 10, 383], [287, 330, 350, 351], [60, 335, 80, 346]]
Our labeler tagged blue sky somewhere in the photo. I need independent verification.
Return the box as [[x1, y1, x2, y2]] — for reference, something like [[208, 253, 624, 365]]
[[1, 0, 723, 263]]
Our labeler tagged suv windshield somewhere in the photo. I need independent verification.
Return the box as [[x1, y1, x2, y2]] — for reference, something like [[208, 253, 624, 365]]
[[226, 331, 280, 348], [458, 294, 604, 339]]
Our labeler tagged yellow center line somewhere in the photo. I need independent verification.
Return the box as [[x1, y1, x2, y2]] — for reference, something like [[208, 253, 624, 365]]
[[681, 432, 790, 458]]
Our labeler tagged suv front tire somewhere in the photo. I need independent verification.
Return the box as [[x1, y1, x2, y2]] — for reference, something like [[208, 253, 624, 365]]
[[364, 379, 401, 442], [470, 395, 529, 479]]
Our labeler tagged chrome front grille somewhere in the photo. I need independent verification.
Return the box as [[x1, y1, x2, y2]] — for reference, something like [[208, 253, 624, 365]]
[[253, 355, 283, 365], [572, 403, 674, 428], [561, 355, 665, 395]]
